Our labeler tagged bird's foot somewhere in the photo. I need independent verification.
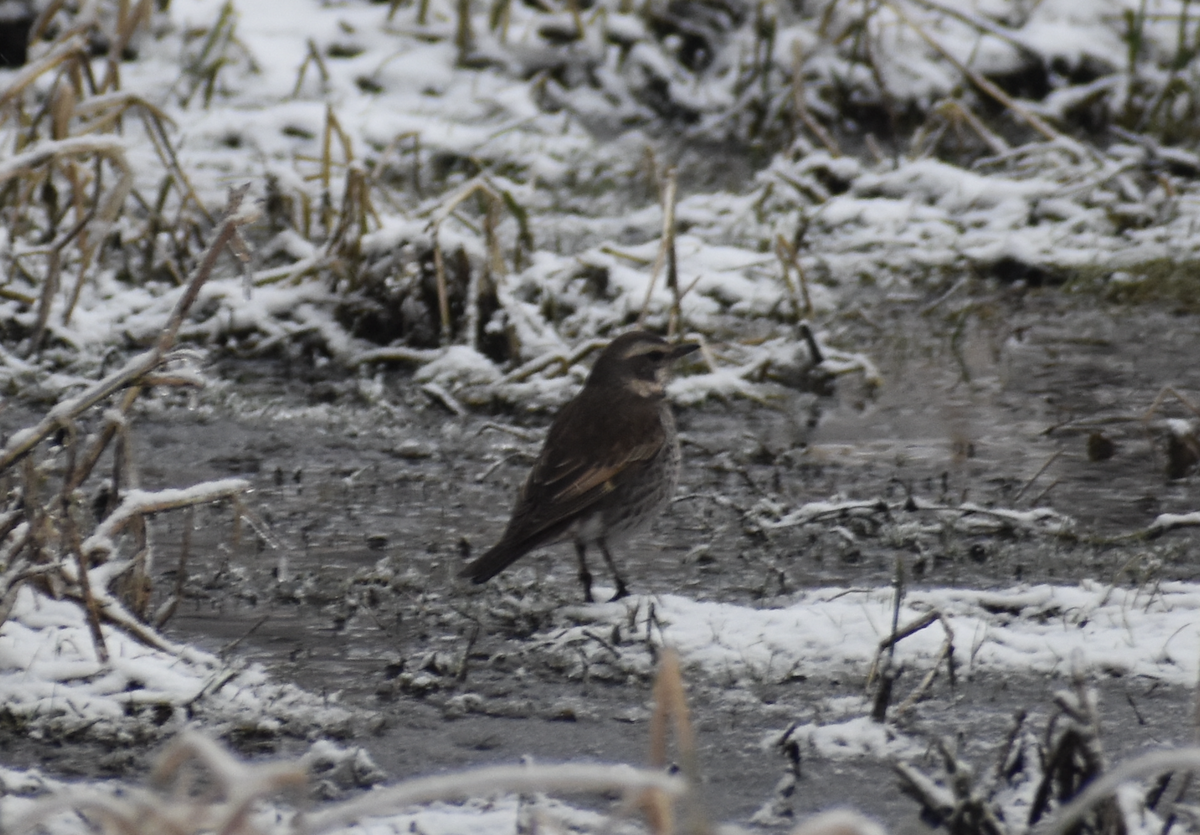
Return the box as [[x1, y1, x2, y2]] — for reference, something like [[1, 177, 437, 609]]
[[609, 582, 629, 602], [577, 566, 594, 603]]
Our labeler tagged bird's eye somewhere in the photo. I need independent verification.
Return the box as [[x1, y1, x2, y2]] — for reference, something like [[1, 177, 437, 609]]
[[647, 350, 667, 361]]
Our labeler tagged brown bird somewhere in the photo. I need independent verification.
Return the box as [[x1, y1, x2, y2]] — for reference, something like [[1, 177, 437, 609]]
[[461, 331, 699, 602]]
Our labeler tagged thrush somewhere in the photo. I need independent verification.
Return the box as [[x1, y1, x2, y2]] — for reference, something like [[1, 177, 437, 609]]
[[461, 331, 699, 602]]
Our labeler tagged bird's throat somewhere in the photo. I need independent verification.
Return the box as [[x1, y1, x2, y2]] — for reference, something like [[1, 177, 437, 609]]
[[626, 378, 665, 398]]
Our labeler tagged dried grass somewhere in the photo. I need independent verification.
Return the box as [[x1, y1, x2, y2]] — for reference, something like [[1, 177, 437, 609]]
[[894, 674, 1148, 835], [0, 187, 259, 645], [0, 1, 224, 359]]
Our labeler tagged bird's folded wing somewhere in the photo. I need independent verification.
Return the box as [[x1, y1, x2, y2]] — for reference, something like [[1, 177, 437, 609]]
[[508, 433, 664, 540], [550, 439, 661, 503]]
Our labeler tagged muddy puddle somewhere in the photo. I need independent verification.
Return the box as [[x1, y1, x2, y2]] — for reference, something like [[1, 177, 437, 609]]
[[3, 288, 1198, 829]]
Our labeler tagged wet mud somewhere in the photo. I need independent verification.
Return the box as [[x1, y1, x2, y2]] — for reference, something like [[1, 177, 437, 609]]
[[3, 288, 1199, 829]]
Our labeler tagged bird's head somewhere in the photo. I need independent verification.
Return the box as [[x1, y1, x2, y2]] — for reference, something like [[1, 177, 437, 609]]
[[587, 331, 699, 398]]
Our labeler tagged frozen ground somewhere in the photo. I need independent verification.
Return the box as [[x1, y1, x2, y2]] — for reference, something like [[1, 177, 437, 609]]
[[2, 0, 1200, 832]]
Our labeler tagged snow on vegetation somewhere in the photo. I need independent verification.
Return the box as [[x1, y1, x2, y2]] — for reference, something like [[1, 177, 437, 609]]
[[3, 0, 1200, 406], [1, 736, 667, 835], [0, 780, 660, 835]]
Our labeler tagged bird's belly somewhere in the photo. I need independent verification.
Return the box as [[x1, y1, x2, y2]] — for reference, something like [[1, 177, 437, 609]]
[[578, 436, 681, 545]]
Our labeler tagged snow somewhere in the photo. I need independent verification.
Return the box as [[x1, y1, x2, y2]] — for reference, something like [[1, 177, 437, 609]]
[[0, 584, 354, 740], [798, 715, 921, 760], [550, 581, 1200, 688], [415, 345, 502, 388]]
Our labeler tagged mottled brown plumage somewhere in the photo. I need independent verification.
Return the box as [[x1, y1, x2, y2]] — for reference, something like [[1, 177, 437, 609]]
[[461, 331, 698, 601]]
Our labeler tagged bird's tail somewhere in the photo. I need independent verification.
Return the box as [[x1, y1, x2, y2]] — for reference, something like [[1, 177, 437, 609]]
[[458, 538, 528, 584]]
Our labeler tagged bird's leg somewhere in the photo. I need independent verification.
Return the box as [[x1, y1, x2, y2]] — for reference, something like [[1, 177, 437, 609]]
[[574, 539, 595, 603], [598, 539, 629, 601]]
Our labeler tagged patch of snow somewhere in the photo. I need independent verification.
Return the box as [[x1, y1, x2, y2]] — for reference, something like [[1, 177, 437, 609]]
[[0, 585, 358, 742], [551, 581, 1200, 687]]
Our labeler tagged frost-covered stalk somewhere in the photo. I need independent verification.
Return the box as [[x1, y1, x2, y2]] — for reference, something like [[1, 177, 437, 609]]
[[0, 34, 88, 111], [0, 186, 258, 644], [13, 735, 686, 835], [0, 136, 134, 354], [646, 648, 712, 835], [1039, 748, 1200, 835], [881, 0, 1060, 143], [639, 168, 680, 331], [69, 185, 258, 490], [0, 185, 253, 474]]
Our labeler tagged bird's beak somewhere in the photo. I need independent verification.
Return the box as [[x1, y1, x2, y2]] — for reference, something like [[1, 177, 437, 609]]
[[669, 342, 700, 361]]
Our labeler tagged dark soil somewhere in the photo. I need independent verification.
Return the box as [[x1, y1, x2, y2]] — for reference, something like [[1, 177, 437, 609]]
[[2, 287, 1198, 830]]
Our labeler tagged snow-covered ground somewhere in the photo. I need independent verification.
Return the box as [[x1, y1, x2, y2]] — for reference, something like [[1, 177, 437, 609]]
[[556, 581, 1200, 687]]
